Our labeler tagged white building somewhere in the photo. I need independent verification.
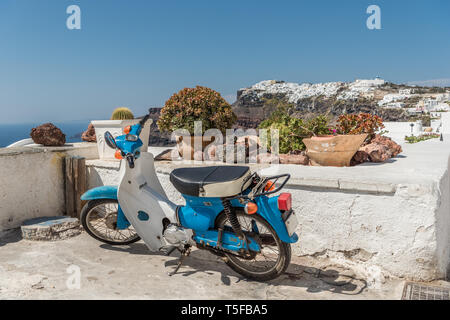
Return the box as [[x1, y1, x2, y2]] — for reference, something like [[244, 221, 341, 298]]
[[399, 88, 415, 95], [383, 102, 405, 109]]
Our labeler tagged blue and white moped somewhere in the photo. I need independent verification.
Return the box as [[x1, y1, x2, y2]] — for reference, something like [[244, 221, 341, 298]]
[[80, 114, 299, 280]]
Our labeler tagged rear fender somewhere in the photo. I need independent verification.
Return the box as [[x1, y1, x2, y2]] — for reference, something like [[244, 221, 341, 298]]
[[255, 195, 298, 244]]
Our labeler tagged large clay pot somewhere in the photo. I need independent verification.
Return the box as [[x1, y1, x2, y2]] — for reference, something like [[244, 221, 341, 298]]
[[176, 135, 215, 160], [303, 134, 367, 167]]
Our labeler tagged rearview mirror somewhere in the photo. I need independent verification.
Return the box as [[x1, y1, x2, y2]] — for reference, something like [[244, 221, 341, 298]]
[[104, 131, 117, 149]]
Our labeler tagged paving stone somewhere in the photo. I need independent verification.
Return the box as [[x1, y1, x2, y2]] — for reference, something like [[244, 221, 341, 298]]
[[21, 216, 81, 241]]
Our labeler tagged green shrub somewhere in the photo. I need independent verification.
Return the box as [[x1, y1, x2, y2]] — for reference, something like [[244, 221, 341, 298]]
[[111, 107, 134, 120], [405, 133, 440, 143], [157, 86, 236, 134], [258, 101, 330, 153]]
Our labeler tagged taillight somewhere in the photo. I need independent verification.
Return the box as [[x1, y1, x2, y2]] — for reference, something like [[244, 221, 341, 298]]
[[278, 193, 292, 211], [265, 181, 275, 192]]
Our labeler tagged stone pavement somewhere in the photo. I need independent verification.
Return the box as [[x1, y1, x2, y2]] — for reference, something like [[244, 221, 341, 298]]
[[0, 229, 410, 300]]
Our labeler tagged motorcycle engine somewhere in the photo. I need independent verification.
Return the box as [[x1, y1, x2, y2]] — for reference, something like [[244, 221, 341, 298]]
[[163, 224, 191, 246]]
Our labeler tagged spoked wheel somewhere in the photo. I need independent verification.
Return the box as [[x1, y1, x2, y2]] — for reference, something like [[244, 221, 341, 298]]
[[81, 199, 140, 245], [215, 210, 291, 281]]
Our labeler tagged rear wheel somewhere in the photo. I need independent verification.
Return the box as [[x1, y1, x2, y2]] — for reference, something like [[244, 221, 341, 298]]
[[215, 210, 291, 281], [81, 199, 140, 245]]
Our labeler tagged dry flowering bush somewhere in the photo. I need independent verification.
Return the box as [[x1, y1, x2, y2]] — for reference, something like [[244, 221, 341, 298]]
[[336, 113, 385, 143], [157, 86, 236, 134]]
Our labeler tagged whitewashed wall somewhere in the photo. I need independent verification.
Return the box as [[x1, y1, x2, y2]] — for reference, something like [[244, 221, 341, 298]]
[[0, 143, 98, 231]]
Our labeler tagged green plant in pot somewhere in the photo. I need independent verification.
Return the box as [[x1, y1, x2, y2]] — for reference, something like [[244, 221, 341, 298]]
[[157, 86, 237, 160], [111, 107, 134, 120], [258, 99, 330, 154], [304, 113, 384, 167]]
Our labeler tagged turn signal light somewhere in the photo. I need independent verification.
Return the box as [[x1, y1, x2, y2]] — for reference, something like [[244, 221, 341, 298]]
[[278, 193, 292, 211], [244, 202, 258, 215], [115, 150, 123, 160], [265, 181, 275, 192], [123, 125, 131, 134]]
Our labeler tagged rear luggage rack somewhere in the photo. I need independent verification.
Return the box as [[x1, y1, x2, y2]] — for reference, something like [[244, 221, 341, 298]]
[[234, 172, 290, 200]]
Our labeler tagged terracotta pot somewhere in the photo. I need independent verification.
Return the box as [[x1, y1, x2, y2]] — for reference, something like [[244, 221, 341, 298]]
[[176, 135, 215, 160], [303, 134, 367, 167]]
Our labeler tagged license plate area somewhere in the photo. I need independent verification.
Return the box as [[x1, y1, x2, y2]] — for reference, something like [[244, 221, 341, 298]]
[[282, 210, 298, 237]]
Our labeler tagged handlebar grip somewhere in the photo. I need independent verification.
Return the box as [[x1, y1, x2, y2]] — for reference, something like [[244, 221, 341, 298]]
[[126, 154, 135, 169], [139, 114, 150, 127]]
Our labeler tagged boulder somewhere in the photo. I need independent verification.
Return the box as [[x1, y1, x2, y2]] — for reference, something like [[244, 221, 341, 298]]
[[370, 135, 402, 158], [352, 135, 402, 164], [30, 123, 66, 146], [81, 123, 96, 142], [350, 150, 369, 166]]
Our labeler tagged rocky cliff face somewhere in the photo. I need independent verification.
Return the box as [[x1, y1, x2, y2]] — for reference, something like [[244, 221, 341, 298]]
[[147, 108, 176, 146], [232, 79, 413, 127]]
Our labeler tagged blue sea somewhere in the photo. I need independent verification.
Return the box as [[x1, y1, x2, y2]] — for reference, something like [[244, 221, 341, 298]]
[[0, 120, 91, 148]]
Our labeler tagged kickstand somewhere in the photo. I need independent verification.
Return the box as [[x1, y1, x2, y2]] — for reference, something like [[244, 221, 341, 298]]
[[168, 245, 191, 276]]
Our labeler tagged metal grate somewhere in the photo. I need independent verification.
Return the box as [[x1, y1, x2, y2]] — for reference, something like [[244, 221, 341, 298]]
[[402, 282, 450, 300]]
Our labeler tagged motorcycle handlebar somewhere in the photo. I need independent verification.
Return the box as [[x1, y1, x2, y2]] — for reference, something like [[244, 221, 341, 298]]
[[126, 154, 135, 169], [139, 114, 151, 127]]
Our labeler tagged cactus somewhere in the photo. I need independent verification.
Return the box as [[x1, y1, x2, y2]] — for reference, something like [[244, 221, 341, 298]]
[[111, 107, 134, 120]]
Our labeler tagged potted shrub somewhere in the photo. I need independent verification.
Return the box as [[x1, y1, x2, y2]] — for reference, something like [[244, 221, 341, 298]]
[[157, 86, 236, 160], [258, 101, 331, 154], [91, 107, 151, 159], [303, 113, 384, 167]]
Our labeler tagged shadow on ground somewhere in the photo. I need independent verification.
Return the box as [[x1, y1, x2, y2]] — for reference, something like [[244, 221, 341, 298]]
[[0, 228, 22, 247], [100, 242, 368, 296]]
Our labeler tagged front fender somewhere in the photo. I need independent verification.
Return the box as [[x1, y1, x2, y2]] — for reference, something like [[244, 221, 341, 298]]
[[80, 186, 130, 230], [81, 186, 118, 201]]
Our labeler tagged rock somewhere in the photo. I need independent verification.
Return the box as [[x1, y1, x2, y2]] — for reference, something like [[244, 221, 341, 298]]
[[81, 123, 96, 142], [30, 123, 66, 146], [370, 135, 402, 158], [279, 153, 309, 165], [21, 216, 81, 241], [350, 150, 369, 166], [353, 135, 402, 164]]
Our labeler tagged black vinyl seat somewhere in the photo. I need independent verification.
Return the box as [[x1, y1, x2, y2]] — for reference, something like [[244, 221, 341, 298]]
[[170, 166, 251, 198]]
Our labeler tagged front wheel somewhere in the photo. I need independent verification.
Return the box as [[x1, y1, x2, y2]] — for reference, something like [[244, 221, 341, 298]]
[[215, 210, 291, 281], [81, 199, 140, 245]]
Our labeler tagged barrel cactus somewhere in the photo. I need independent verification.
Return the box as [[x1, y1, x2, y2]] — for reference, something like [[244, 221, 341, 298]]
[[111, 107, 134, 120]]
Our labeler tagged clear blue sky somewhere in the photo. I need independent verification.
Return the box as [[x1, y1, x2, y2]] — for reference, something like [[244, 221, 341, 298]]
[[1, 0, 449, 124]]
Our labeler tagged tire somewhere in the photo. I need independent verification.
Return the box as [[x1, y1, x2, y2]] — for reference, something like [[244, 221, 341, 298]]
[[81, 199, 140, 245], [215, 210, 291, 281]]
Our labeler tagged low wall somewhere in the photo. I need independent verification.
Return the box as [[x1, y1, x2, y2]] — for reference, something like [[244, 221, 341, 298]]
[[442, 112, 450, 134], [86, 139, 450, 282], [0, 143, 98, 231]]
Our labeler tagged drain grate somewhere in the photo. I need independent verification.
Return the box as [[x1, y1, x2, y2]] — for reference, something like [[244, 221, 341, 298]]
[[402, 282, 450, 300]]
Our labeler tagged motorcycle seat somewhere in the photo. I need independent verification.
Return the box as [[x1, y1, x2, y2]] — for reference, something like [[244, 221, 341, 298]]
[[170, 165, 252, 198]]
